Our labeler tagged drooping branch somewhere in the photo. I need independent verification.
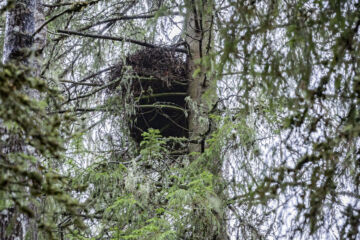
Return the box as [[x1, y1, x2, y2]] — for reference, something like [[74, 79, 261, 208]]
[[58, 79, 102, 87], [77, 65, 117, 83], [32, 0, 101, 37], [51, 104, 187, 114], [80, 12, 180, 30], [61, 77, 123, 105], [42, 3, 73, 8], [81, 14, 156, 30], [136, 92, 187, 101], [57, 30, 188, 53], [138, 104, 186, 113]]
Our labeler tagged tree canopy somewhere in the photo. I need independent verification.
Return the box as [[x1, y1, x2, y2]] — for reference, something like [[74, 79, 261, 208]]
[[0, 0, 359, 239]]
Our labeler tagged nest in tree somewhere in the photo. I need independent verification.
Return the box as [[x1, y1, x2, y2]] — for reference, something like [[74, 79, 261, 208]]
[[110, 48, 189, 143]]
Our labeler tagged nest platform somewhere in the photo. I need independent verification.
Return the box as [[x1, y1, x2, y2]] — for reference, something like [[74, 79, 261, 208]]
[[110, 48, 189, 143]]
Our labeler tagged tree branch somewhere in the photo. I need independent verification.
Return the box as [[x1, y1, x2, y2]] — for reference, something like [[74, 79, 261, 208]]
[[61, 77, 122, 105], [42, 3, 73, 8], [59, 79, 102, 87], [50, 104, 187, 114], [137, 92, 187, 101], [80, 14, 157, 31], [82, 11, 180, 30], [56, 29, 188, 53], [33, 1, 101, 37]]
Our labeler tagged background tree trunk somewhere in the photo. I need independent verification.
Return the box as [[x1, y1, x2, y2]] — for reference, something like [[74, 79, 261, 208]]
[[0, 1, 44, 239], [2, 0, 36, 64]]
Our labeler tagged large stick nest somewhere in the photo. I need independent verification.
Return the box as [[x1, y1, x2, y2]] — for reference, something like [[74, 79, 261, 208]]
[[110, 48, 189, 143]]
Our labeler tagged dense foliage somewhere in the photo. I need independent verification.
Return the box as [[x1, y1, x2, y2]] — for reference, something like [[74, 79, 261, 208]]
[[0, 63, 85, 238], [0, 0, 359, 239], [217, 1, 360, 239]]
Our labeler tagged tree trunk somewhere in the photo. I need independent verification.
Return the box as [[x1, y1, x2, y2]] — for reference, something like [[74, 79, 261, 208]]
[[0, 1, 45, 239], [2, 0, 36, 64], [185, 0, 228, 239], [186, 0, 217, 155]]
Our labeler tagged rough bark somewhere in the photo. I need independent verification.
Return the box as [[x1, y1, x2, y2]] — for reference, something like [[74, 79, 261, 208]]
[[33, 0, 46, 74], [185, 0, 228, 239], [186, 0, 217, 155], [2, 0, 36, 64], [0, 1, 45, 239]]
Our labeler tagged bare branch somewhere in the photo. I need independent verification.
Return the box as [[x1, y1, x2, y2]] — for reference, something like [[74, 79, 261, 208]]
[[57, 29, 188, 53], [80, 12, 180, 31], [33, 0, 101, 37]]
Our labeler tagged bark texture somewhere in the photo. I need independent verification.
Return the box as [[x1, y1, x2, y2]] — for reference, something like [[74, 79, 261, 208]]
[[0, 1, 44, 239], [185, 0, 228, 239], [2, 0, 36, 64], [186, 0, 217, 155]]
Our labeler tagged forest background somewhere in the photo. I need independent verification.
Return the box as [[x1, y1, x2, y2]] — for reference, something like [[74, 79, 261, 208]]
[[0, 0, 359, 239]]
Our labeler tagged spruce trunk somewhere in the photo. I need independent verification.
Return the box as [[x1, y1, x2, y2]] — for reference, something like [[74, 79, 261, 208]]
[[0, 1, 45, 239], [185, 0, 228, 239]]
